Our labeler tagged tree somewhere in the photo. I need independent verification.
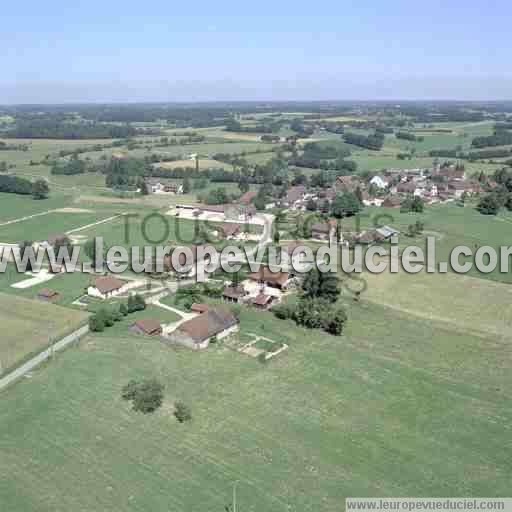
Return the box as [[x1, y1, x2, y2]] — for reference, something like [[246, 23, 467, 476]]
[[89, 313, 105, 332], [331, 192, 362, 218], [32, 179, 49, 200], [174, 401, 192, 422], [477, 193, 501, 215], [119, 303, 128, 316], [121, 379, 164, 414], [139, 179, 149, 195], [182, 176, 191, 194], [128, 294, 146, 313], [322, 305, 347, 335], [302, 268, 339, 303], [306, 198, 318, 212], [238, 176, 250, 193], [273, 227, 280, 244]]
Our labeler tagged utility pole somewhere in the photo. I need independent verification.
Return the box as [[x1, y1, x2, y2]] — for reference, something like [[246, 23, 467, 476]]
[[232, 480, 239, 512]]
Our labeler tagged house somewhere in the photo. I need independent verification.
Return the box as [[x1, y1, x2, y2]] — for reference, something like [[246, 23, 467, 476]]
[[238, 191, 257, 205], [336, 175, 359, 192], [37, 288, 60, 302], [217, 223, 241, 240], [168, 306, 239, 350], [382, 196, 401, 208], [397, 181, 417, 194], [448, 180, 466, 198], [252, 293, 275, 309], [87, 276, 130, 299], [311, 220, 336, 241], [248, 268, 290, 290], [369, 175, 389, 189], [145, 178, 183, 195], [190, 303, 209, 314], [130, 319, 163, 336], [222, 285, 247, 303], [285, 186, 306, 207]]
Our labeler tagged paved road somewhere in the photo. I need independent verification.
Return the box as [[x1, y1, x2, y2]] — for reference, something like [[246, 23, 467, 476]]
[[0, 324, 89, 392]]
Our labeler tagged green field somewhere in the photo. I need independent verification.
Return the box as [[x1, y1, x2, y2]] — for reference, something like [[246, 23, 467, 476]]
[[0, 300, 510, 510], [0, 292, 88, 374], [0, 210, 121, 243]]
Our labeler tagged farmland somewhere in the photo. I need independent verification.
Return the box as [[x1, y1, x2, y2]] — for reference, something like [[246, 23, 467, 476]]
[[2, 101, 512, 509], [0, 301, 510, 511], [0, 292, 88, 374]]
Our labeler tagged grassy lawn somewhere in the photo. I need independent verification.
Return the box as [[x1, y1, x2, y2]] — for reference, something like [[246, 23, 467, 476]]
[[0, 292, 88, 375], [0, 300, 510, 510]]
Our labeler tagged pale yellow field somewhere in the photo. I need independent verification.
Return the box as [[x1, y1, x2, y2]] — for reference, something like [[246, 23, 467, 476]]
[[362, 268, 512, 341], [155, 158, 232, 170]]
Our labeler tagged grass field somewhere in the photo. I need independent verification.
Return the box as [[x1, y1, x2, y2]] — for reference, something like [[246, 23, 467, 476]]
[[0, 300, 510, 510], [334, 203, 512, 284], [0, 292, 88, 374], [0, 210, 121, 243], [155, 158, 232, 170], [0, 193, 72, 222]]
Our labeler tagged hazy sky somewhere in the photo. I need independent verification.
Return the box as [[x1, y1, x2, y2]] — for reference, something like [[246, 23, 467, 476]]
[[2, 0, 511, 103]]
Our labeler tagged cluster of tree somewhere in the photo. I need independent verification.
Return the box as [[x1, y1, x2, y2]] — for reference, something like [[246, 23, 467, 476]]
[[0, 141, 29, 151], [122, 379, 164, 414], [0, 175, 48, 199], [396, 131, 424, 142], [477, 167, 512, 215], [331, 192, 362, 218], [5, 120, 137, 139], [400, 196, 424, 213], [273, 269, 347, 335], [198, 187, 231, 205], [152, 134, 206, 146], [51, 156, 88, 175], [89, 294, 146, 332], [290, 119, 314, 137], [406, 220, 424, 237], [260, 134, 281, 142], [0, 162, 8, 172], [467, 148, 512, 161], [343, 131, 385, 150], [429, 149, 459, 158], [471, 130, 512, 148], [103, 157, 146, 189]]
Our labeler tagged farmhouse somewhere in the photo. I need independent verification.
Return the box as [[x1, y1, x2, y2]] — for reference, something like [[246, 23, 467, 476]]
[[37, 288, 60, 302], [251, 293, 275, 310], [248, 268, 290, 290], [145, 178, 183, 195], [311, 220, 336, 241], [190, 303, 209, 314], [222, 285, 247, 303], [87, 276, 130, 299], [284, 186, 306, 207], [217, 222, 241, 240], [382, 196, 401, 208], [130, 319, 163, 336], [168, 307, 239, 349], [370, 175, 390, 189]]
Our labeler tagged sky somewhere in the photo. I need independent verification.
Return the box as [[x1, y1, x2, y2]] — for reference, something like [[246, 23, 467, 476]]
[[1, 0, 512, 104]]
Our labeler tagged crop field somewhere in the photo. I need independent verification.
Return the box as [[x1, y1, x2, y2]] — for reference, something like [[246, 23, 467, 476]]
[[155, 158, 232, 170], [0, 292, 88, 375], [0, 300, 510, 510], [0, 210, 121, 243]]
